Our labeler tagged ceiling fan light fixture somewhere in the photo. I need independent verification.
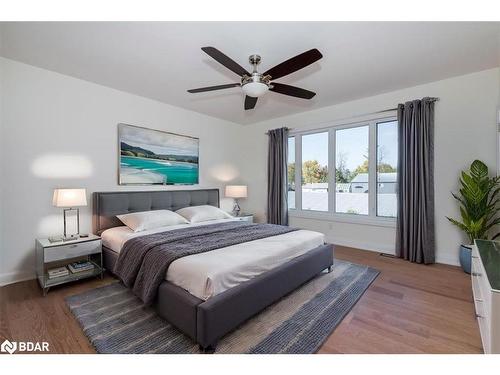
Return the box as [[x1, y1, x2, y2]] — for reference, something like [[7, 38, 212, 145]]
[[242, 81, 269, 97], [188, 47, 322, 110]]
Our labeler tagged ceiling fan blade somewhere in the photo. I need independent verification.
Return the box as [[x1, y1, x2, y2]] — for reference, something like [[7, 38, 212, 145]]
[[263, 48, 323, 80], [244, 96, 258, 110], [270, 82, 316, 99], [201, 47, 250, 77], [187, 83, 240, 93]]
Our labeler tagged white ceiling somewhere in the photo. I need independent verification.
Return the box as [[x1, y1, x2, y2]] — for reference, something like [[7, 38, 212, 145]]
[[1, 22, 499, 125]]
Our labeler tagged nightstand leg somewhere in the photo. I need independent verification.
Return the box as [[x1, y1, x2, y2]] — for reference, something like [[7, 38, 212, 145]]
[[99, 253, 103, 279], [43, 287, 49, 296]]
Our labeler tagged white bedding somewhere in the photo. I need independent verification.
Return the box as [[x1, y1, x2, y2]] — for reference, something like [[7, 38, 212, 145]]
[[101, 219, 325, 300]]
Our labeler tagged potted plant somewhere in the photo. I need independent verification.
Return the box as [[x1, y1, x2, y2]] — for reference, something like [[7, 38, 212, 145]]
[[447, 160, 500, 273]]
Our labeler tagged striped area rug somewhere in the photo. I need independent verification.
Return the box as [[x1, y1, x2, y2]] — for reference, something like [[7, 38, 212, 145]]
[[66, 260, 378, 354]]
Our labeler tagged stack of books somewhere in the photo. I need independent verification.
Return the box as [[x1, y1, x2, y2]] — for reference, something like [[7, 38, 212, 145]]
[[68, 261, 95, 274], [47, 266, 69, 279]]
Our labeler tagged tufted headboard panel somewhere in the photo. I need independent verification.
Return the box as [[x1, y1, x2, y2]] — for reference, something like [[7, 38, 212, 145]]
[[92, 189, 220, 234]]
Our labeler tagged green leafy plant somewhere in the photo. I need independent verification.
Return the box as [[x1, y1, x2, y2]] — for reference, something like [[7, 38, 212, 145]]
[[447, 160, 500, 244]]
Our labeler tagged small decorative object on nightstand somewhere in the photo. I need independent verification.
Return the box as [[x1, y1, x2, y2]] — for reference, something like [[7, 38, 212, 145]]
[[232, 213, 254, 223], [225, 185, 248, 216], [36, 234, 103, 296], [52, 188, 88, 242]]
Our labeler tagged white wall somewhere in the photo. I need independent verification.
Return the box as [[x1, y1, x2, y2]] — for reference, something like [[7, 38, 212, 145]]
[[0, 58, 244, 285], [1, 58, 498, 285], [238, 68, 500, 265]]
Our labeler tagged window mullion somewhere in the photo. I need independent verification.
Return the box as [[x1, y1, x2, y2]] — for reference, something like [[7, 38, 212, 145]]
[[328, 129, 335, 213], [368, 122, 377, 217]]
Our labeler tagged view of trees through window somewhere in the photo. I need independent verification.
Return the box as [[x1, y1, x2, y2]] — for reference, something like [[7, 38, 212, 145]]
[[377, 120, 398, 217], [287, 118, 398, 218], [335, 126, 369, 214], [301, 132, 328, 211]]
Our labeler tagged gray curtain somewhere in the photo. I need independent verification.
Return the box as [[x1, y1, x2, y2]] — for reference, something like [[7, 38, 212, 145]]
[[396, 97, 436, 264], [267, 127, 289, 225]]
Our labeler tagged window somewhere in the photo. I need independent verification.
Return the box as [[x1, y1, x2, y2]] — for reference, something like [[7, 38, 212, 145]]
[[301, 132, 328, 211], [335, 125, 369, 215], [287, 137, 295, 209], [287, 115, 398, 223], [376, 120, 398, 217]]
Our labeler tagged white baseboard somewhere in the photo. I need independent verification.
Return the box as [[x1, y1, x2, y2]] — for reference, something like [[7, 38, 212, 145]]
[[327, 235, 460, 266], [325, 235, 396, 255], [0, 270, 36, 287], [435, 253, 460, 267]]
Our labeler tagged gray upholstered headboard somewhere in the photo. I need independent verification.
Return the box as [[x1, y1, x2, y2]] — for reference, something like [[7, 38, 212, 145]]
[[92, 189, 220, 235]]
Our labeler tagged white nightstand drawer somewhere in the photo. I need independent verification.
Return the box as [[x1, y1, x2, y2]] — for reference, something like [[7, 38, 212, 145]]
[[44, 240, 102, 262]]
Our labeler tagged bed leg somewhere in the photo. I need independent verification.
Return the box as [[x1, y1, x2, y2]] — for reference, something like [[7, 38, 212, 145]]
[[327, 265, 333, 273], [199, 343, 217, 354]]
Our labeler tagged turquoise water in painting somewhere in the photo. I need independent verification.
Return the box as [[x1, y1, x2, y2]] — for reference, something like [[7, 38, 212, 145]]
[[121, 156, 198, 184]]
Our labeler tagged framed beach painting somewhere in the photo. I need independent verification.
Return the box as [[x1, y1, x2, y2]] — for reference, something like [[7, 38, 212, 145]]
[[118, 123, 199, 185]]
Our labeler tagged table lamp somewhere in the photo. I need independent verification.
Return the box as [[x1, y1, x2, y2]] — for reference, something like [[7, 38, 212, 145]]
[[225, 185, 248, 216], [52, 188, 87, 241]]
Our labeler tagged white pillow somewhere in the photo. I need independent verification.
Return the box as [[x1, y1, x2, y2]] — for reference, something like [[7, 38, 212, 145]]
[[117, 210, 189, 232], [176, 205, 232, 223]]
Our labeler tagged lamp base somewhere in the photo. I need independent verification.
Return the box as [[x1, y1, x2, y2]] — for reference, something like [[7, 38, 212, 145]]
[[63, 207, 81, 241], [232, 200, 241, 217]]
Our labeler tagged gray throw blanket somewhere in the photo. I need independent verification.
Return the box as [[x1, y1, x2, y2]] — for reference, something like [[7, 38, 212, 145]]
[[114, 221, 298, 304]]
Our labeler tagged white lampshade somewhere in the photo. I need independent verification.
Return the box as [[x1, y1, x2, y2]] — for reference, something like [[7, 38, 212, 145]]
[[53, 188, 87, 207], [225, 185, 248, 199], [242, 82, 268, 97]]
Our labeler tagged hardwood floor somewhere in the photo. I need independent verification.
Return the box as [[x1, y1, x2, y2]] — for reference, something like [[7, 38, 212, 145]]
[[319, 247, 482, 354], [0, 246, 483, 354]]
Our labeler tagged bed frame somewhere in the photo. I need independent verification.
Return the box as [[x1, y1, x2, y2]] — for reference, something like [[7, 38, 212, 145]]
[[93, 189, 334, 351]]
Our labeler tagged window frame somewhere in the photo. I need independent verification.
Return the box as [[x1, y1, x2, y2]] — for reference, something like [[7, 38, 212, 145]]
[[288, 113, 397, 228]]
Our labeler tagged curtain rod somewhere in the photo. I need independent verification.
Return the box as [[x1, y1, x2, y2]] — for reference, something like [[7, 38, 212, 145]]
[[265, 97, 439, 135]]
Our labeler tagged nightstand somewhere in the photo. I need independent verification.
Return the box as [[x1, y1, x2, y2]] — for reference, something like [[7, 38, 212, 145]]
[[36, 234, 103, 296], [232, 213, 254, 223]]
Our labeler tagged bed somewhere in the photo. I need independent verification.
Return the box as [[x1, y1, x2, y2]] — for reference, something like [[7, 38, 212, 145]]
[[92, 189, 334, 351]]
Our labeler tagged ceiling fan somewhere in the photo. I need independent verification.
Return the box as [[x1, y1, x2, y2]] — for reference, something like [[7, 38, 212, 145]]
[[188, 47, 323, 110]]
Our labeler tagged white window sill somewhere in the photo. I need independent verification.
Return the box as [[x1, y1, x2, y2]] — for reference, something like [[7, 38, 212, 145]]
[[288, 209, 396, 228]]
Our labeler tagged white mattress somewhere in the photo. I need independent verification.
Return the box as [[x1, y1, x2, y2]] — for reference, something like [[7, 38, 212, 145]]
[[101, 219, 325, 300]]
